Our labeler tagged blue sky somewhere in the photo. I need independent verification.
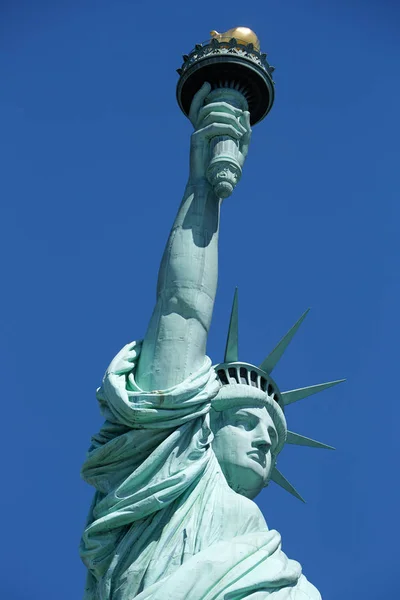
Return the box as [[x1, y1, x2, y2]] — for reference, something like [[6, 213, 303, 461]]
[[1, 1, 399, 598]]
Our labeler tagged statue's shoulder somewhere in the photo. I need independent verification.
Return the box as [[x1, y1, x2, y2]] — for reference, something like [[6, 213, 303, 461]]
[[295, 575, 322, 600]]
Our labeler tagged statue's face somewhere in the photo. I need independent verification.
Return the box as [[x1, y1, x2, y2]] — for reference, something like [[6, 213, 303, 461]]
[[211, 405, 278, 500]]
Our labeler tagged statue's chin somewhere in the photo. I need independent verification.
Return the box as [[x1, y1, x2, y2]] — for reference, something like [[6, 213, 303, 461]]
[[221, 463, 266, 500]]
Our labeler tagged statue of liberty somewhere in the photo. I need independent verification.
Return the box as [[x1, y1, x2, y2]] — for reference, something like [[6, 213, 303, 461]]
[[80, 28, 343, 600]]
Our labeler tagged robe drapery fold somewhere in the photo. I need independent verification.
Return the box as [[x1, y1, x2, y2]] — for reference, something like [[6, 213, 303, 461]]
[[80, 341, 321, 600]]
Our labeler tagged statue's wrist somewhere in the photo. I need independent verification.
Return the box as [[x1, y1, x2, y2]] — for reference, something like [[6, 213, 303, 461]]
[[186, 176, 211, 192], [186, 178, 222, 206]]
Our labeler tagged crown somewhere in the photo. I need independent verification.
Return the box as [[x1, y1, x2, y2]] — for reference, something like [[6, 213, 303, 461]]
[[212, 289, 345, 502], [216, 362, 282, 407]]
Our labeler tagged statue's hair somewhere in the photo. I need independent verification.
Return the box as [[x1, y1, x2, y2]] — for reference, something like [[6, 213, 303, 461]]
[[209, 406, 224, 431]]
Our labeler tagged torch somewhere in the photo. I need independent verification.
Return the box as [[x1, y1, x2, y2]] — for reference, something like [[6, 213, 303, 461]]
[[176, 27, 275, 199]]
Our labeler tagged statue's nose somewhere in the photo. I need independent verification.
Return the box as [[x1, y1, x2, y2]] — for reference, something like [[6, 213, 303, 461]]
[[253, 424, 272, 451]]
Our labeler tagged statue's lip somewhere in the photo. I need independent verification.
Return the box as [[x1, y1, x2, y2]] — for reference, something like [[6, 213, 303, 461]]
[[247, 449, 266, 465]]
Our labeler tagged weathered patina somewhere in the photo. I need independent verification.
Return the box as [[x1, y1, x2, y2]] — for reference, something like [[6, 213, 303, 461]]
[[80, 29, 342, 600]]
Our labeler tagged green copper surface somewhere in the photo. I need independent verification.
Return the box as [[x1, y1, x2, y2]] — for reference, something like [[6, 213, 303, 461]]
[[259, 309, 310, 374], [282, 379, 345, 406], [286, 431, 335, 450], [80, 46, 343, 600], [270, 467, 306, 503], [224, 287, 239, 362]]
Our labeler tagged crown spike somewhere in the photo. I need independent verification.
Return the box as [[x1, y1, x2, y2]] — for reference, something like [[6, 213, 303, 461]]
[[270, 467, 305, 503], [259, 309, 310, 374], [286, 431, 335, 450], [224, 288, 239, 362], [282, 379, 345, 406]]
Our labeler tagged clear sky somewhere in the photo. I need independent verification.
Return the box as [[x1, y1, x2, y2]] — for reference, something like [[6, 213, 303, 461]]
[[1, 1, 399, 598]]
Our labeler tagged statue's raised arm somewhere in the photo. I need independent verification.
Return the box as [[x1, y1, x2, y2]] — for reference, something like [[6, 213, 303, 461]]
[[136, 82, 251, 391]]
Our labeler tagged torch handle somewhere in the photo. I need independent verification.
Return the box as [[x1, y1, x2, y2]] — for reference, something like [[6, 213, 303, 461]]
[[204, 88, 249, 199]]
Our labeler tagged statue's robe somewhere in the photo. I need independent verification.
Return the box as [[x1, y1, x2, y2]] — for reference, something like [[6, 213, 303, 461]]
[[80, 342, 321, 600]]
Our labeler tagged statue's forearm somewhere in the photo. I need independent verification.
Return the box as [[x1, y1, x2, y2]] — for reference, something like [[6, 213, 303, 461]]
[[136, 180, 221, 391], [136, 85, 251, 391]]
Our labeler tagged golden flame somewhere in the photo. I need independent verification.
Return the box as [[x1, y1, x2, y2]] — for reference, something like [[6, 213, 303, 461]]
[[210, 27, 260, 51]]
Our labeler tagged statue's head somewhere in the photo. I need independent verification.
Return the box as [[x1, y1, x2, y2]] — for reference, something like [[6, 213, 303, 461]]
[[210, 367, 286, 499], [209, 289, 344, 503]]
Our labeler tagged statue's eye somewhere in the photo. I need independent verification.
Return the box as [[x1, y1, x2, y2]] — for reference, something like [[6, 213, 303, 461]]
[[233, 416, 254, 430]]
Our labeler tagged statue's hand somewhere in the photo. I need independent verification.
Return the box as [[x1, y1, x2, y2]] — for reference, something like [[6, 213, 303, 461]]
[[188, 82, 252, 185]]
